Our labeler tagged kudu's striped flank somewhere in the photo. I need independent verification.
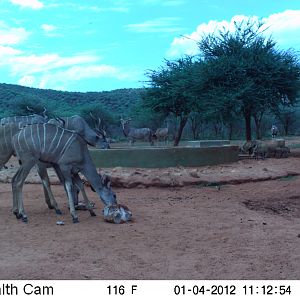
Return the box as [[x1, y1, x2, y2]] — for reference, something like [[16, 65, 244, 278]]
[[0, 122, 63, 215], [0, 114, 47, 126], [12, 123, 117, 223], [14, 123, 77, 164]]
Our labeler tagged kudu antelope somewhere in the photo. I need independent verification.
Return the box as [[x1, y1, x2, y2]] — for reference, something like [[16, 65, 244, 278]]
[[48, 115, 109, 149], [0, 107, 48, 125], [0, 122, 62, 215], [12, 123, 117, 223], [47, 115, 109, 206], [1, 115, 107, 215], [153, 127, 169, 144], [120, 118, 154, 146]]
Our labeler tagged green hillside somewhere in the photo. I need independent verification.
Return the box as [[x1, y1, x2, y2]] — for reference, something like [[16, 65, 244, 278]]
[[0, 83, 143, 118]]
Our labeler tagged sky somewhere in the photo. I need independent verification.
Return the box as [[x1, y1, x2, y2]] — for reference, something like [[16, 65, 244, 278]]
[[0, 0, 300, 92]]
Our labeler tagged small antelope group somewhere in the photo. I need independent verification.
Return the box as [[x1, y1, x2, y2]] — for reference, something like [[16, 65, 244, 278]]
[[0, 109, 117, 223], [120, 117, 169, 145]]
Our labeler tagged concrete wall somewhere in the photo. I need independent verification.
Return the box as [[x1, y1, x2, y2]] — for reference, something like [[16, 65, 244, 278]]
[[187, 140, 230, 147], [89, 145, 239, 168]]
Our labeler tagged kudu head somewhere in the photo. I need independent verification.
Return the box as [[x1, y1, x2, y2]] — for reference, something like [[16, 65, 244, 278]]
[[241, 140, 257, 154], [91, 173, 117, 206], [120, 117, 131, 130], [90, 112, 110, 149]]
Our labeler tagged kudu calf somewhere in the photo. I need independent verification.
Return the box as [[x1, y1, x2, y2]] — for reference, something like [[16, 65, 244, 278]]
[[120, 118, 154, 146], [12, 123, 117, 223]]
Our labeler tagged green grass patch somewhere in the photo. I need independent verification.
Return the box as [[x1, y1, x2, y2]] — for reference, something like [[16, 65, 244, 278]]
[[196, 182, 223, 189], [278, 175, 299, 181]]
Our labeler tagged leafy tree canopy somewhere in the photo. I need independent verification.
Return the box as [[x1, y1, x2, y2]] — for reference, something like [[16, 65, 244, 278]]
[[198, 19, 300, 140]]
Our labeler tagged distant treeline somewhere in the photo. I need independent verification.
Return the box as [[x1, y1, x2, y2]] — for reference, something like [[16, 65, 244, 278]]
[[1, 82, 300, 142]]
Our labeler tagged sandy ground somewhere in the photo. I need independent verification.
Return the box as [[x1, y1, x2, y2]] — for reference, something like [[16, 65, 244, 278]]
[[0, 155, 300, 280]]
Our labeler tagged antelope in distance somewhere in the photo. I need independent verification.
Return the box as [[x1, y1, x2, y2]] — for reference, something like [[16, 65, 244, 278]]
[[0, 107, 48, 126], [12, 123, 117, 223], [120, 118, 154, 146], [153, 127, 169, 145]]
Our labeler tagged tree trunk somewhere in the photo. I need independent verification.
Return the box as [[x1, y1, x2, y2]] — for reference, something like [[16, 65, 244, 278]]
[[284, 122, 289, 136], [190, 118, 200, 140], [227, 123, 233, 140], [253, 116, 261, 140], [244, 110, 252, 141], [253, 112, 264, 140], [173, 116, 188, 146]]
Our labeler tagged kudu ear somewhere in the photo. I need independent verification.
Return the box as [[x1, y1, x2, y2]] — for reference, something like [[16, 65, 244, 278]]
[[55, 117, 65, 127], [97, 128, 107, 138], [90, 112, 103, 133]]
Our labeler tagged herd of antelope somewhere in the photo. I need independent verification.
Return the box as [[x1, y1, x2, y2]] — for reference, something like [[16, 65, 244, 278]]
[[0, 108, 168, 223], [120, 117, 169, 146]]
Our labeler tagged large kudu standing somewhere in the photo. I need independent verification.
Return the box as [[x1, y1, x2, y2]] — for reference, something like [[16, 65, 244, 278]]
[[0, 115, 108, 216], [12, 123, 117, 223], [47, 115, 110, 206], [120, 118, 154, 146]]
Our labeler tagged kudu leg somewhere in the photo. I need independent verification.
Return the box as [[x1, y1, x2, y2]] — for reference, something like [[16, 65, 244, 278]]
[[42, 185, 52, 208], [60, 167, 79, 223], [65, 180, 79, 223], [12, 160, 36, 223], [73, 174, 96, 217], [37, 164, 62, 215]]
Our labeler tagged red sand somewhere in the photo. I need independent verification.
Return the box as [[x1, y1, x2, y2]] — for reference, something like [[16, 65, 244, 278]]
[[1, 156, 300, 279]]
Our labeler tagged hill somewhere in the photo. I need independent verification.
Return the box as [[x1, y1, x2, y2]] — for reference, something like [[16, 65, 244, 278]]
[[0, 83, 143, 118]]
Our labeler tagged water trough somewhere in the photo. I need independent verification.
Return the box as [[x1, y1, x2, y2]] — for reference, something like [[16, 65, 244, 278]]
[[187, 140, 230, 147], [89, 145, 239, 168]]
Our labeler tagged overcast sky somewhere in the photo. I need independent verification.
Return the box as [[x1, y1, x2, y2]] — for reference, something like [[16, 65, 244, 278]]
[[0, 0, 300, 92]]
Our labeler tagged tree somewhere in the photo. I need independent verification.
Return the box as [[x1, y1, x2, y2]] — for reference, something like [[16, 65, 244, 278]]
[[142, 57, 204, 146], [198, 19, 300, 141], [188, 112, 203, 140], [130, 104, 166, 130], [274, 104, 297, 136]]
